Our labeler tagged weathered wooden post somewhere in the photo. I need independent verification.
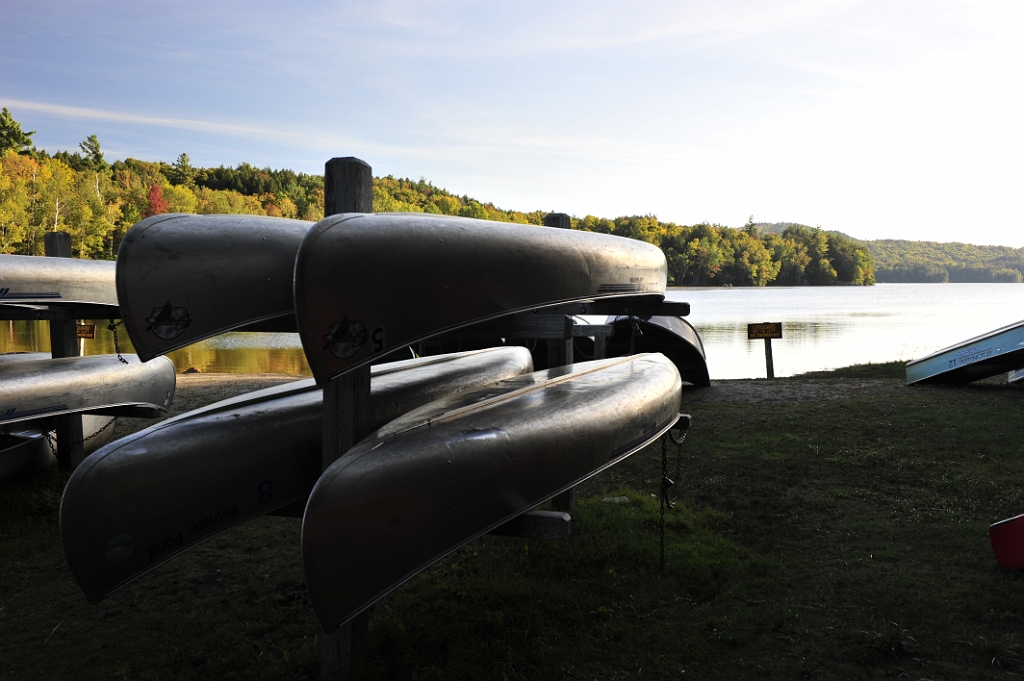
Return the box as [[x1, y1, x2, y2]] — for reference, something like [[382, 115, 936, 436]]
[[320, 157, 374, 680], [44, 231, 85, 469], [543, 212, 571, 230]]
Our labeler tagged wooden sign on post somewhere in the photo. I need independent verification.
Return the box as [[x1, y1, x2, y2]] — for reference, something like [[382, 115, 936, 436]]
[[76, 324, 96, 339], [748, 322, 782, 379]]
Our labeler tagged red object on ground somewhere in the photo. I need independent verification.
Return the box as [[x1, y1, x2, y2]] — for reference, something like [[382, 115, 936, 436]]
[[990, 514, 1024, 568]]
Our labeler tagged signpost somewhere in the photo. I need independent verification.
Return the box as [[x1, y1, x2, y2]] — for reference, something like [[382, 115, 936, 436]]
[[748, 322, 782, 379]]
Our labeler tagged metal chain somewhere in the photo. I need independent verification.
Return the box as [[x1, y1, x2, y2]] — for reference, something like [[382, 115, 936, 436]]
[[81, 416, 118, 443], [107, 320, 129, 364], [43, 416, 117, 456], [659, 424, 690, 571], [659, 435, 675, 571], [572, 339, 594, 360], [673, 428, 686, 507]]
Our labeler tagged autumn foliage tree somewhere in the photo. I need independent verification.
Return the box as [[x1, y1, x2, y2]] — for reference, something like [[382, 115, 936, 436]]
[[144, 184, 168, 217]]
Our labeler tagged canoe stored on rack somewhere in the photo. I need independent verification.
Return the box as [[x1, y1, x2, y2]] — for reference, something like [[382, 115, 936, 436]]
[[0, 354, 175, 426], [115, 214, 315, 361], [294, 212, 667, 383], [302, 353, 682, 632], [60, 346, 533, 603], [0, 254, 117, 309]]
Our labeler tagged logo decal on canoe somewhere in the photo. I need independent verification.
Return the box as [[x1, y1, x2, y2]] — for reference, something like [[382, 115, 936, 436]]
[[106, 533, 135, 563], [324, 317, 368, 359], [145, 301, 192, 340]]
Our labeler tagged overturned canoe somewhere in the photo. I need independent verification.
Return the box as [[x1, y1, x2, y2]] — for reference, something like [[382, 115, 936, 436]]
[[302, 353, 682, 632], [0, 352, 51, 365], [605, 315, 710, 387], [295, 212, 667, 383], [0, 354, 175, 425], [0, 254, 117, 308], [906, 319, 1024, 385], [115, 214, 315, 361], [60, 346, 533, 603], [1, 415, 119, 486]]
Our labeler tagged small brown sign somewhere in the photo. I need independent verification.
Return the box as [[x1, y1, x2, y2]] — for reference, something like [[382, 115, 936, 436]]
[[748, 322, 782, 340], [76, 324, 96, 339]]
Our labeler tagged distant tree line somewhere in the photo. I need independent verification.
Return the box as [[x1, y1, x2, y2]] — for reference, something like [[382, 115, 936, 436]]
[[1, 107, 880, 285], [865, 239, 1023, 283]]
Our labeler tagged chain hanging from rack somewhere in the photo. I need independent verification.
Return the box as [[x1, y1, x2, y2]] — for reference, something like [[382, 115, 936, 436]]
[[107, 319, 129, 364], [659, 415, 691, 571], [45, 416, 118, 458]]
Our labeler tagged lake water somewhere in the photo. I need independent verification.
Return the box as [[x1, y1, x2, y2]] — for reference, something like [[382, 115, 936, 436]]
[[1, 283, 1021, 379]]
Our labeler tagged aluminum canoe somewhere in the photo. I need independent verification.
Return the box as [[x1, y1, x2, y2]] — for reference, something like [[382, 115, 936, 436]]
[[294, 212, 667, 383], [60, 346, 533, 603], [301, 353, 682, 632], [1, 416, 118, 485], [0, 352, 51, 365], [0, 354, 175, 426], [905, 319, 1024, 385], [0, 254, 117, 308], [604, 315, 710, 386], [115, 214, 315, 361]]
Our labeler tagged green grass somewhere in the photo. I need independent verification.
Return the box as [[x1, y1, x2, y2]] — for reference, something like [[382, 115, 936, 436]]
[[795, 360, 907, 379], [2, 370, 1023, 679]]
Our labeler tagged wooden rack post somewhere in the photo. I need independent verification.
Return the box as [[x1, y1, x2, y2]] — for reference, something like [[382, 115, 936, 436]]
[[44, 232, 85, 470], [320, 157, 374, 680]]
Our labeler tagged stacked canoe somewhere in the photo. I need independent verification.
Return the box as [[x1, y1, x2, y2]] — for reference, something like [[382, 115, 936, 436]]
[[0, 255, 177, 482], [59, 212, 690, 632]]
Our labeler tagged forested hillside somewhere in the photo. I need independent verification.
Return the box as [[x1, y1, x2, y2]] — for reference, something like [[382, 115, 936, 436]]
[[865, 239, 1024, 283], [1, 108, 878, 286]]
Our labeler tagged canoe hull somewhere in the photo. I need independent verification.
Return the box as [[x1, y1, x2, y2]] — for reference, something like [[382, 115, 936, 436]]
[[0, 355, 176, 426], [60, 347, 533, 603], [906, 319, 1024, 385], [295, 213, 667, 383], [0, 254, 117, 308], [115, 214, 314, 361], [1, 416, 119, 485], [302, 353, 682, 631]]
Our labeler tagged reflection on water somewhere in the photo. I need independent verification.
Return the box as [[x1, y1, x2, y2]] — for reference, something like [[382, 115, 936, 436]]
[[2, 283, 1021, 379], [0, 321, 311, 376]]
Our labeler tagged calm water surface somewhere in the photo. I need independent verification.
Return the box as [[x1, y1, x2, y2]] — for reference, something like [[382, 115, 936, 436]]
[[669, 283, 1023, 378], [1, 283, 1020, 379]]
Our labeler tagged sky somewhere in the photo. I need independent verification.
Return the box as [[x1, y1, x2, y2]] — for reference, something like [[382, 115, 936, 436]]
[[1, 0, 1022, 247]]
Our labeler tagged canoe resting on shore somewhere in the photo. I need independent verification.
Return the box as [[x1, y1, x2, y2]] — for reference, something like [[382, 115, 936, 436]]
[[60, 346, 534, 603], [302, 353, 682, 631], [906, 319, 1024, 385]]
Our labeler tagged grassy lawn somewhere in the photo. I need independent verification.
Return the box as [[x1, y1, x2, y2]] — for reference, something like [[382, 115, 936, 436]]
[[2, 364, 1022, 680]]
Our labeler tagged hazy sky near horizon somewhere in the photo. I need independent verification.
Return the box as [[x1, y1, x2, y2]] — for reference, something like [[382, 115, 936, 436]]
[[2, 1, 1021, 247]]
